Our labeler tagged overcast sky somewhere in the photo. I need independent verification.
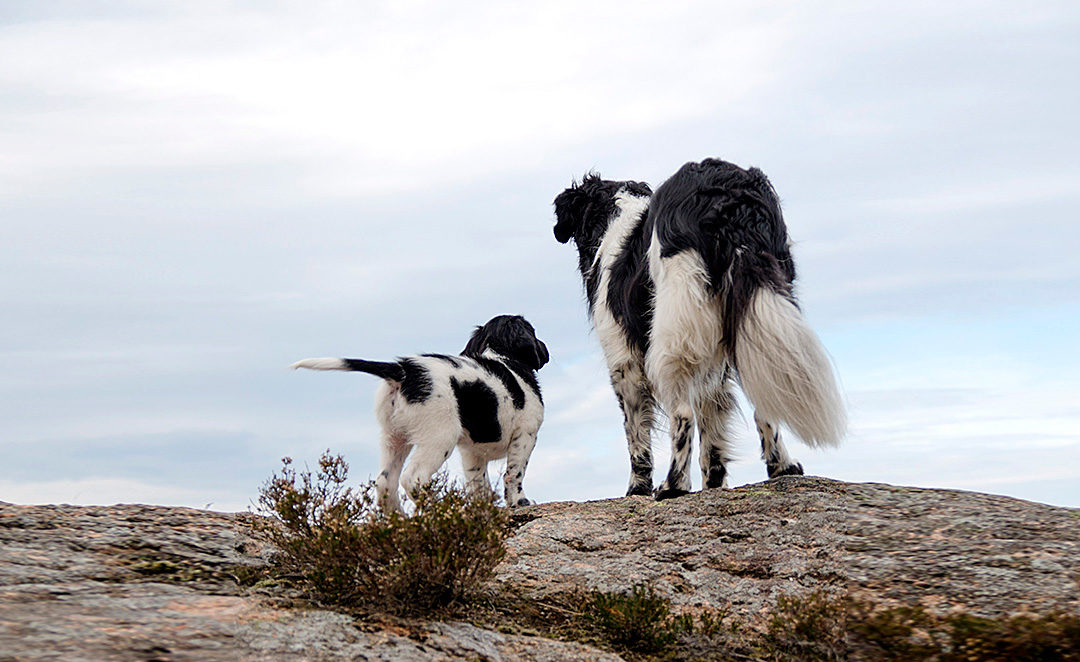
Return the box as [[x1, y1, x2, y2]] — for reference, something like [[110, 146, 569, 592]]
[[3, 1, 1078, 511]]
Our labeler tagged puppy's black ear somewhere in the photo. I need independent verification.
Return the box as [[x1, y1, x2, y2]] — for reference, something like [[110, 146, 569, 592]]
[[510, 336, 548, 371], [553, 186, 588, 244], [463, 325, 487, 357]]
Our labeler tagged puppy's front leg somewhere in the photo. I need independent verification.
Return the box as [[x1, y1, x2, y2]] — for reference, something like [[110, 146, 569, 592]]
[[504, 432, 538, 507]]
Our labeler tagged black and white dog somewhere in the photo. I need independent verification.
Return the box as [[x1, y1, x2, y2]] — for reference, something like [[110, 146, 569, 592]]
[[292, 315, 549, 512], [554, 158, 844, 499]]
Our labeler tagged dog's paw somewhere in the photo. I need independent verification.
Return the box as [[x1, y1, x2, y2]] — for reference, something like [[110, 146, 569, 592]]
[[512, 497, 534, 507], [768, 462, 804, 478], [626, 484, 653, 497], [654, 487, 690, 501]]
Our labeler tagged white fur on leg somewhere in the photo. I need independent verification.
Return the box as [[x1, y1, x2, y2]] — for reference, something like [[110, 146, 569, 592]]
[[736, 289, 846, 447], [376, 433, 410, 513], [696, 381, 737, 489], [657, 405, 695, 497], [611, 361, 655, 495], [459, 446, 494, 501], [503, 432, 538, 506], [401, 438, 458, 501], [755, 412, 803, 478]]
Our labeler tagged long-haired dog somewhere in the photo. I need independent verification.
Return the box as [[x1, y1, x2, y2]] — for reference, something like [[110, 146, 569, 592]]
[[292, 315, 549, 512], [554, 158, 844, 499]]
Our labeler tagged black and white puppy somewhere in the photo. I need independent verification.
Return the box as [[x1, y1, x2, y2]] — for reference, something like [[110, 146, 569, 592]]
[[554, 159, 844, 499], [292, 315, 549, 512]]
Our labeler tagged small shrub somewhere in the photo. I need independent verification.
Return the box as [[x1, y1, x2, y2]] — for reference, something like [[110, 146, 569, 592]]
[[945, 611, 1080, 662], [585, 584, 730, 656], [253, 451, 509, 616], [765, 591, 853, 661], [588, 584, 680, 653], [763, 591, 1080, 662]]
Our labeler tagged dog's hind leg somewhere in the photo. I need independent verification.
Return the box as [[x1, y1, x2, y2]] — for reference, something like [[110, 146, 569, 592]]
[[697, 370, 738, 490], [376, 433, 410, 513], [646, 241, 719, 500], [503, 431, 538, 506], [400, 432, 459, 505], [655, 404, 694, 500], [756, 413, 803, 478], [611, 362, 655, 497]]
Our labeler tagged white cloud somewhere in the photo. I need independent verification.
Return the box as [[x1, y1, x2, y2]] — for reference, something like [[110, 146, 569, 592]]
[[0, 1, 790, 199]]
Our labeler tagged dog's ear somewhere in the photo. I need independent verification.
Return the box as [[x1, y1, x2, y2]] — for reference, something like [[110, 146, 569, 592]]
[[553, 185, 590, 244], [515, 318, 549, 371], [463, 324, 488, 357], [508, 330, 549, 371]]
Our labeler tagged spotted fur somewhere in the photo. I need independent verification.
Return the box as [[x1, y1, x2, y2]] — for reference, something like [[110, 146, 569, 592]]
[[292, 315, 549, 512], [554, 160, 844, 499]]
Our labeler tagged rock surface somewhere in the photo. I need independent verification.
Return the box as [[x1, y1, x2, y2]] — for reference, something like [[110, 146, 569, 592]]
[[0, 502, 618, 662], [501, 477, 1080, 618], [2, 477, 1078, 660]]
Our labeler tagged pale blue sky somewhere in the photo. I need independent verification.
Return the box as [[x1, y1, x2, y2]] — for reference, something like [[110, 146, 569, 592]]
[[2, 1, 1078, 510]]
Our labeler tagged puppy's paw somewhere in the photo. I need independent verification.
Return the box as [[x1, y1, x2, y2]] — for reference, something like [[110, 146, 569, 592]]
[[512, 497, 534, 507]]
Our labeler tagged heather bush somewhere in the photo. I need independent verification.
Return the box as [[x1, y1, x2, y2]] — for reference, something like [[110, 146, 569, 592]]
[[254, 451, 509, 616]]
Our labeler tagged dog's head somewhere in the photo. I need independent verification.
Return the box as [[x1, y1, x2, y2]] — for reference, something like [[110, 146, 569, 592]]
[[463, 315, 550, 371], [553, 173, 652, 251]]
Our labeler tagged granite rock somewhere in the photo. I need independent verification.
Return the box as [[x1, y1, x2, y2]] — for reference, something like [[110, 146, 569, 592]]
[[3, 476, 1078, 660]]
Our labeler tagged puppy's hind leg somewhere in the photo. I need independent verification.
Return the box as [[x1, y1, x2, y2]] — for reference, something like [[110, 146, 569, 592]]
[[756, 413, 803, 478], [400, 432, 459, 506], [376, 432, 410, 513], [611, 363, 655, 497], [458, 446, 494, 501]]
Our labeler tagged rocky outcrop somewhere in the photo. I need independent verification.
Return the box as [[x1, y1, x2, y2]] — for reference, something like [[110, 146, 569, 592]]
[[0, 502, 617, 661], [2, 477, 1078, 660], [500, 477, 1080, 618]]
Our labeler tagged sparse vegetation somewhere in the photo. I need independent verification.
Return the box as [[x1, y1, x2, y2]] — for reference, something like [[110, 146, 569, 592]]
[[587, 583, 683, 653], [253, 451, 509, 616], [475, 585, 1080, 662], [559, 583, 731, 658], [250, 458, 1079, 659], [762, 591, 1080, 662]]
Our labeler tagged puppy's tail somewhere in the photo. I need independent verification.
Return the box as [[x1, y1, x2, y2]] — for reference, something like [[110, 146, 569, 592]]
[[733, 287, 845, 448], [290, 358, 405, 382]]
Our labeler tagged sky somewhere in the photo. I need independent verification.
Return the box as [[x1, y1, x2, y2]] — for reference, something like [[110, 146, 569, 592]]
[[2, 1, 1078, 512]]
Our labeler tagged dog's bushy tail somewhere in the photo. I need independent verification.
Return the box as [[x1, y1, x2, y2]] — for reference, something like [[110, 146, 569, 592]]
[[733, 287, 845, 448], [291, 358, 405, 382]]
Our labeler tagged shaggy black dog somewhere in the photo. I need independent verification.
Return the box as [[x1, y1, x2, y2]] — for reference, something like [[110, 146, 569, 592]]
[[555, 159, 844, 499], [293, 315, 549, 511]]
